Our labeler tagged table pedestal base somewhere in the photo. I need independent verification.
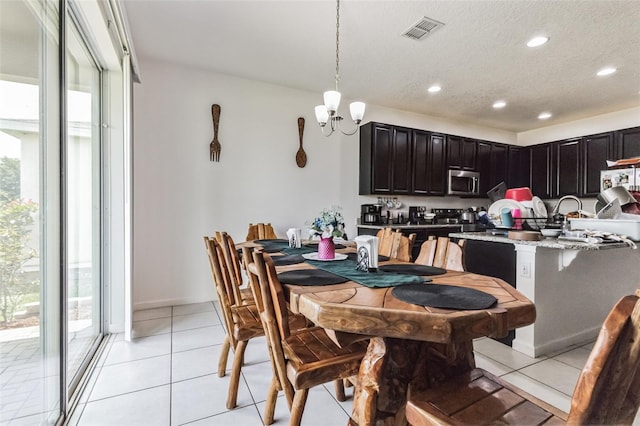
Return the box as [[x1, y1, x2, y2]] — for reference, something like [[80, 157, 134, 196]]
[[350, 337, 475, 426]]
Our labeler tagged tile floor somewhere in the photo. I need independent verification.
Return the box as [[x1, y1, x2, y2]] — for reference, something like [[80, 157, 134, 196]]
[[66, 301, 634, 425]]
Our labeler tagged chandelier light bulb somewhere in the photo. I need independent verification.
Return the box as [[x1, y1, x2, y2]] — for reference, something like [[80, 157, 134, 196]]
[[315, 105, 329, 126], [323, 91, 341, 114], [350, 102, 366, 123]]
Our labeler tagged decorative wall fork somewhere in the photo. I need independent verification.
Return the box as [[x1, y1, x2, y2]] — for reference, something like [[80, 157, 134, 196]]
[[210, 104, 221, 161]]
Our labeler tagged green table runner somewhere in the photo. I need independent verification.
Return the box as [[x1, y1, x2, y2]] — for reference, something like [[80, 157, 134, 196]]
[[305, 258, 427, 288], [272, 245, 426, 288], [282, 246, 315, 255]]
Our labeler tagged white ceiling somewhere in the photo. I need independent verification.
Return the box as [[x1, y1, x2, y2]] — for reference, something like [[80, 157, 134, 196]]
[[120, 0, 640, 133]]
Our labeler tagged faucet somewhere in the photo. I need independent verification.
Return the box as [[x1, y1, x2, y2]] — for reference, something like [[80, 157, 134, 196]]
[[551, 195, 583, 216]]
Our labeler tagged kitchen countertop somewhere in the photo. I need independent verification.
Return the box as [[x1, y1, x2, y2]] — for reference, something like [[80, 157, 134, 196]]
[[357, 223, 464, 230], [450, 231, 630, 250]]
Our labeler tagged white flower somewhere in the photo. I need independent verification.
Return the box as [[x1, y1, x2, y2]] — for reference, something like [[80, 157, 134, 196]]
[[306, 205, 346, 239]]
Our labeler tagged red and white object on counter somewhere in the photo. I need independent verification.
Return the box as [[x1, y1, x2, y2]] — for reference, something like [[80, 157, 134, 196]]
[[504, 187, 533, 202]]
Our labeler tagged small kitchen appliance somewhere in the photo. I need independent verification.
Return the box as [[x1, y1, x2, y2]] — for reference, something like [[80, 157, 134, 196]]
[[448, 170, 480, 196], [361, 204, 382, 225], [433, 208, 464, 224]]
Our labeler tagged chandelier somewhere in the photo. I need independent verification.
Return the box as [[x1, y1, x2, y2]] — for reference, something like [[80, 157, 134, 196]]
[[314, 0, 365, 137]]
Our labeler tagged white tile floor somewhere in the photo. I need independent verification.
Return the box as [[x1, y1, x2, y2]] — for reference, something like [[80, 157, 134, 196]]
[[66, 301, 631, 425]]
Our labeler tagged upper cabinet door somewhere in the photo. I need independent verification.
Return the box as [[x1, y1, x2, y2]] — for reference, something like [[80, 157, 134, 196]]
[[507, 146, 531, 189], [359, 122, 393, 194], [476, 142, 508, 196], [553, 139, 581, 197], [461, 138, 477, 170], [476, 141, 492, 195], [447, 135, 476, 170], [413, 130, 446, 195], [616, 127, 640, 159], [429, 133, 447, 195], [371, 124, 393, 193], [412, 130, 430, 194], [530, 144, 553, 199], [392, 126, 412, 194], [582, 132, 614, 197]]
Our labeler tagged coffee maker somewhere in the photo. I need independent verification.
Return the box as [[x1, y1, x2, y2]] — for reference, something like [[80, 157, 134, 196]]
[[361, 204, 382, 224]]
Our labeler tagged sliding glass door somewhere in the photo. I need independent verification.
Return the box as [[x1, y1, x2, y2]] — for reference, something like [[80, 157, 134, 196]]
[[65, 11, 103, 394], [0, 0, 62, 424], [0, 0, 106, 423]]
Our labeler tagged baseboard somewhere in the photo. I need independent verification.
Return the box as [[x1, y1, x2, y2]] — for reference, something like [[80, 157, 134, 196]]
[[133, 297, 215, 311], [513, 326, 600, 357]]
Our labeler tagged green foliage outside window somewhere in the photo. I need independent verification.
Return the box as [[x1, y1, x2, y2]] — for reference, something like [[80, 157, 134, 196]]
[[0, 157, 39, 325]]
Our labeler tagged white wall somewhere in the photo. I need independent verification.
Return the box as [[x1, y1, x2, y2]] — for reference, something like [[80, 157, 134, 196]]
[[518, 106, 640, 146], [132, 58, 520, 309]]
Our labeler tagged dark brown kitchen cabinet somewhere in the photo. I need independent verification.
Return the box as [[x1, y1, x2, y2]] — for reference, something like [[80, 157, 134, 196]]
[[447, 135, 476, 170], [476, 141, 507, 196], [360, 123, 391, 194], [476, 141, 508, 196], [413, 131, 446, 195], [529, 143, 553, 199], [616, 127, 640, 159], [391, 126, 413, 194], [507, 146, 531, 189], [553, 138, 581, 197], [491, 143, 508, 190], [582, 132, 614, 197], [359, 122, 412, 195], [476, 141, 491, 195]]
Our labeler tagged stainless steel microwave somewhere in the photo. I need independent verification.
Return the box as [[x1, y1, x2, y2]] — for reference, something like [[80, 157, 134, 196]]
[[448, 170, 480, 196]]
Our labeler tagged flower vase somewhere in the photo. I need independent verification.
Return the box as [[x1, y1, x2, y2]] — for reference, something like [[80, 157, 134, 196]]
[[317, 236, 335, 260]]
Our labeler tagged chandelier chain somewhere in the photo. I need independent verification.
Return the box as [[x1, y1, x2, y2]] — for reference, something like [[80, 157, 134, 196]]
[[335, 0, 340, 91]]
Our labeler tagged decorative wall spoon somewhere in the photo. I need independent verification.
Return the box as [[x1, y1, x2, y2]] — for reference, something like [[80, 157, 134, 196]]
[[296, 117, 307, 168]]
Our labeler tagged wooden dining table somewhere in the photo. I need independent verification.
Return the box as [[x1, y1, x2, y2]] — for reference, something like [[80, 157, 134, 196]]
[[242, 240, 536, 426]]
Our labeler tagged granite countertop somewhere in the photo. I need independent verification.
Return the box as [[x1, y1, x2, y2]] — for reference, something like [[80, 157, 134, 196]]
[[449, 232, 630, 251], [357, 224, 463, 230]]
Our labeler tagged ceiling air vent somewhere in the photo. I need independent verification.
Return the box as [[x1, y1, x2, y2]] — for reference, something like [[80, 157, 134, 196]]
[[402, 16, 444, 41]]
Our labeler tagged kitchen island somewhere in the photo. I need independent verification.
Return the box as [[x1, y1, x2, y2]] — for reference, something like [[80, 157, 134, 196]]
[[451, 231, 639, 357]]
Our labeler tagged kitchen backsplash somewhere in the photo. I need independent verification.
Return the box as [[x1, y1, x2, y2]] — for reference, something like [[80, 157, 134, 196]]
[[359, 195, 599, 219]]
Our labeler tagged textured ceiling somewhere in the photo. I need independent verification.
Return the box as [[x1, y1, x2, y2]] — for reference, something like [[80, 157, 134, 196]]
[[120, 0, 640, 133]]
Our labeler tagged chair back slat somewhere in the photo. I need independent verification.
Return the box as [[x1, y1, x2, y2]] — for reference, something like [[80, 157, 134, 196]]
[[241, 246, 264, 312], [415, 237, 465, 272], [567, 291, 640, 424], [203, 236, 237, 347], [219, 232, 244, 304], [415, 238, 437, 266], [246, 222, 278, 241], [376, 227, 415, 261]]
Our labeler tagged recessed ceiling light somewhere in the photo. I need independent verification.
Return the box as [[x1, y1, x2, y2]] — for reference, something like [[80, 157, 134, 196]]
[[538, 112, 552, 120], [428, 85, 441, 93], [493, 100, 506, 109], [527, 36, 549, 47], [597, 67, 617, 76]]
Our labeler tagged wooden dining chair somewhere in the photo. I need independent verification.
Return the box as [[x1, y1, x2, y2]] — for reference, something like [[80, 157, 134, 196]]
[[247, 248, 368, 426], [246, 222, 278, 241], [376, 227, 416, 261], [406, 289, 640, 425], [218, 231, 254, 305], [240, 246, 351, 422], [203, 236, 265, 409], [414, 236, 465, 272]]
